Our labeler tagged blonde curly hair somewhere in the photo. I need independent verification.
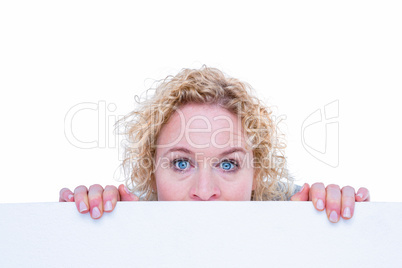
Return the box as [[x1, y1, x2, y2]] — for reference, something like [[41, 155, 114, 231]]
[[120, 66, 295, 201]]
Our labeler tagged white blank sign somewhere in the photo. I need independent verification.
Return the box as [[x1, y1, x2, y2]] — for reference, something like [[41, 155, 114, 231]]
[[0, 202, 401, 267]]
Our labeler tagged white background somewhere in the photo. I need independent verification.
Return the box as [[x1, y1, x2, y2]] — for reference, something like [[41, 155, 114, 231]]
[[0, 1, 401, 203]]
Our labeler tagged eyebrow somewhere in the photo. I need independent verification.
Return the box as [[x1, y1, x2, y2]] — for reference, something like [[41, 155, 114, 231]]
[[162, 146, 247, 158]]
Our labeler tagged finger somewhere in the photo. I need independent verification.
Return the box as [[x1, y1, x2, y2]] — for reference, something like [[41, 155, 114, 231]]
[[88, 184, 105, 219], [74, 185, 89, 214], [309, 183, 326, 211], [326, 184, 341, 223], [59, 188, 74, 202], [103, 185, 120, 212], [356, 187, 370, 202], [118, 184, 140, 201], [341, 186, 355, 220], [290, 183, 310, 201]]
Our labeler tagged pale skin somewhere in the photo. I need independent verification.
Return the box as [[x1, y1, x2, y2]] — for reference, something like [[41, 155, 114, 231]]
[[59, 103, 370, 222]]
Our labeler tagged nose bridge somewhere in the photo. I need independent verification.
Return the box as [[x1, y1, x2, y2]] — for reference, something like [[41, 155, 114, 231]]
[[191, 160, 220, 200]]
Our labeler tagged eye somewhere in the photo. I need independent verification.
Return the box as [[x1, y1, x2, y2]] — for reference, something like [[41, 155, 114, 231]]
[[173, 159, 190, 171], [219, 160, 238, 171]]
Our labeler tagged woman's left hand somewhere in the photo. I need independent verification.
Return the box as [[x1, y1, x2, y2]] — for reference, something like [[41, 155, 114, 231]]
[[290, 183, 370, 223]]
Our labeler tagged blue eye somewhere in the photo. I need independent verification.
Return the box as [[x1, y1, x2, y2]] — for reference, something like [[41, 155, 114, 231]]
[[174, 159, 190, 170], [220, 160, 237, 171]]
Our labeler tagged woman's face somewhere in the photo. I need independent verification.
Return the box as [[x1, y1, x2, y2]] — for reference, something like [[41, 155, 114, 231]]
[[154, 103, 255, 201]]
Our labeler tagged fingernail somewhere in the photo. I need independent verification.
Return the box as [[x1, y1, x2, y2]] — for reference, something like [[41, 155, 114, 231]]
[[68, 194, 74, 200], [316, 199, 324, 210], [299, 184, 305, 192], [343, 207, 351, 218], [104, 201, 113, 211], [124, 185, 131, 195], [79, 201, 87, 212], [357, 193, 363, 199], [92, 207, 101, 219], [329, 211, 338, 223]]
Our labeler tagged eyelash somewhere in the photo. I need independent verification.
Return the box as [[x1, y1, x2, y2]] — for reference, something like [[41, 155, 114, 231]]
[[219, 159, 239, 173], [171, 158, 192, 173], [171, 158, 239, 173]]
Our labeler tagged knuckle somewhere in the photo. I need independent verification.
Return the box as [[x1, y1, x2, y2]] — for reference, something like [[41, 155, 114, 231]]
[[89, 184, 103, 191], [311, 182, 325, 189], [327, 183, 339, 188], [89, 196, 103, 203], [74, 185, 88, 192], [105, 185, 118, 191], [73, 193, 85, 201], [343, 198, 356, 206], [342, 186, 355, 193], [103, 191, 119, 201], [326, 184, 340, 191], [326, 198, 341, 208], [310, 184, 325, 196]]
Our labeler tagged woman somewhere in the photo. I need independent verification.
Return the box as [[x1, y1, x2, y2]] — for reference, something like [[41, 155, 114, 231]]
[[59, 66, 370, 223]]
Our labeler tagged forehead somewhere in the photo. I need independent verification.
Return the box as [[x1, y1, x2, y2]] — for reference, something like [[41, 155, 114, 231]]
[[156, 103, 248, 154]]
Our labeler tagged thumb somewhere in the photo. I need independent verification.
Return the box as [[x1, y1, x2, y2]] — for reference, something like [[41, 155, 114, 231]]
[[118, 184, 140, 201], [290, 183, 310, 201]]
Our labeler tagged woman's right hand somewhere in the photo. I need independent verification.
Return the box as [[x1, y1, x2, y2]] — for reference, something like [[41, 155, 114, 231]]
[[59, 184, 139, 219]]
